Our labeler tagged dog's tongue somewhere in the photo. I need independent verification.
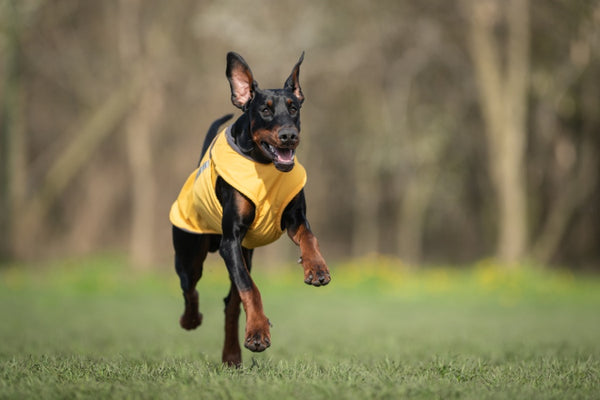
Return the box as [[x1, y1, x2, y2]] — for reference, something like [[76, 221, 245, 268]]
[[275, 148, 294, 164]]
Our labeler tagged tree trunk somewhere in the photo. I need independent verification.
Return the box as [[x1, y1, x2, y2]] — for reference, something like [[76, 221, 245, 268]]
[[531, 135, 598, 263], [1, 1, 27, 260], [125, 85, 162, 269], [351, 162, 380, 258], [464, 0, 530, 266], [118, 0, 163, 269], [398, 167, 440, 266]]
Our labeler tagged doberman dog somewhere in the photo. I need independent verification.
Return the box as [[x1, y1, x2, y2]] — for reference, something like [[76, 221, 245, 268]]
[[169, 52, 331, 366]]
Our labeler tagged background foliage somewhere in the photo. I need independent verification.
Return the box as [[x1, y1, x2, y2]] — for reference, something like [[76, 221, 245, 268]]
[[0, 0, 599, 269]]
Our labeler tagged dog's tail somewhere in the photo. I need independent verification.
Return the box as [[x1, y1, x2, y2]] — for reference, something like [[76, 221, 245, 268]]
[[198, 114, 234, 167]]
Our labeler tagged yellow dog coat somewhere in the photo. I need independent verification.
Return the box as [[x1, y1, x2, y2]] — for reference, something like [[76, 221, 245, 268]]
[[169, 126, 307, 249]]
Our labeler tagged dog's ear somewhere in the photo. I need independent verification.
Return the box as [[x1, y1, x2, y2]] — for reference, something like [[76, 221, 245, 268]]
[[284, 51, 304, 104], [226, 52, 255, 109]]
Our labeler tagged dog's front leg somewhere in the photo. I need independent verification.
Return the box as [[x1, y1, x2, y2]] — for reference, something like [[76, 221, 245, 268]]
[[217, 179, 271, 353], [284, 191, 331, 286]]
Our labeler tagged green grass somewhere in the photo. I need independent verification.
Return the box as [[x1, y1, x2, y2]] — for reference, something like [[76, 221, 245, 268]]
[[1, 256, 599, 399]]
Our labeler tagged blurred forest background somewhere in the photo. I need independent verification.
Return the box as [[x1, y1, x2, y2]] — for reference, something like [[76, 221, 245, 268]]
[[0, 0, 599, 270]]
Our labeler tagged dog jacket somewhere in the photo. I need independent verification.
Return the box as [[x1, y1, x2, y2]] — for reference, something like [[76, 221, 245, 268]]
[[169, 126, 307, 249]]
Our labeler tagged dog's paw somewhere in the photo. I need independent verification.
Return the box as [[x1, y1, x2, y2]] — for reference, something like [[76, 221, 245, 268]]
[[180, 290, 203, 330], [222, 352, 242, 367], [301, 257, 331, 287], [244, 318, 271, 352], [180, 311, 203, 330]]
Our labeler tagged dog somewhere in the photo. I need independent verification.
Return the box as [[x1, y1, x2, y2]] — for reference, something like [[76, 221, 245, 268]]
[[169, 52, 331, 366]]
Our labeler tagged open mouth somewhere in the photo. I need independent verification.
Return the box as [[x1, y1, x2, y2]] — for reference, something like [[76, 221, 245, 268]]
[[262, 142, 296, 166]]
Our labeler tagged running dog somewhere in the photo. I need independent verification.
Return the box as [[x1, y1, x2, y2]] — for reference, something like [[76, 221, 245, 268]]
[[169, 52, 331, 366]]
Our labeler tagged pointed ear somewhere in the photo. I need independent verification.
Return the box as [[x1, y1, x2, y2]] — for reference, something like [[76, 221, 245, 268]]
[[226, 52, 255, 109], [284, 51, 304, 104]]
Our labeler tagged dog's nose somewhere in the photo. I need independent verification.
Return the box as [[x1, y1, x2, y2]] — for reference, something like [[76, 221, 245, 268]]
[[278, 128, 298, 145]]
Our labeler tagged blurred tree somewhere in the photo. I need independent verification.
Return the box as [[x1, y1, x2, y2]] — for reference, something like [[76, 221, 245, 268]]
[[528, 1, 600, 264], [118, 0, 164, 269], [1, 0, 599, 269], [0, 0, 27, 259], [463, 0, 530, 266]]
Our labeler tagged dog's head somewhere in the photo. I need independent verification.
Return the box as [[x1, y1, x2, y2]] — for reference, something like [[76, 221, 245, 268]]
[[226, 52, 304, 172]]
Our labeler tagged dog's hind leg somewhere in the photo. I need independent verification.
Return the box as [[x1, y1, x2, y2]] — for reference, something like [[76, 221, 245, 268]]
[[173, 226, 212, 330], [222, 248, 253, 366]]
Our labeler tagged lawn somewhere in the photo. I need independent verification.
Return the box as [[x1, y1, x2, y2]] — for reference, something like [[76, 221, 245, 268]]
[[1, 256, 599, 399]]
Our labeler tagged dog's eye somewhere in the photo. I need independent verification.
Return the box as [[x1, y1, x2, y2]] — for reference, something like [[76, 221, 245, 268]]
[[288, 105, 298, 115], [261, 106, 272, 116]]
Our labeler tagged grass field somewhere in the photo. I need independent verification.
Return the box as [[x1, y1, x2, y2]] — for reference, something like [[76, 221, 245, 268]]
[[1, 256, 599, 399]]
